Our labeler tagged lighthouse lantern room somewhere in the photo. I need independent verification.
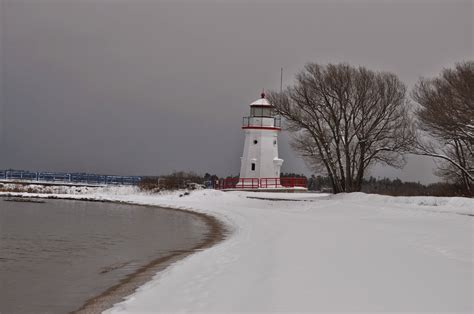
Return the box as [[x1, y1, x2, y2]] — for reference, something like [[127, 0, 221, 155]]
[[239, 92, 284, 181]]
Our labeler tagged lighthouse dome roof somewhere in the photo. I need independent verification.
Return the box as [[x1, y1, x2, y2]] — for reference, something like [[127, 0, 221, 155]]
[[250, 92, 272, 107]]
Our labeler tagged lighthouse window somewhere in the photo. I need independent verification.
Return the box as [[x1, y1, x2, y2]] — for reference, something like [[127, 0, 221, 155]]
[[253, 140, 258, 144], [251, 107, 274, 117], [273, 140, 277, 145], [251, 163, 256, 171], [251, 107, 263, 117], [262, 108, 273, 117]]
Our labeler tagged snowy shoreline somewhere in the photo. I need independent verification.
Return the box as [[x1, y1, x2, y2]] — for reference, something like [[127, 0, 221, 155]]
[[1, 185, 473, 312]]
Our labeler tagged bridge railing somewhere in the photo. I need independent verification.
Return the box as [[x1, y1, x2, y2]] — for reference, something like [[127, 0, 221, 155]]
[[0, 170, 142, 186]]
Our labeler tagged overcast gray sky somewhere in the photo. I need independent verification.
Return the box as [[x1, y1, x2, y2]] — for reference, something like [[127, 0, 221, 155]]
[[0, 0, 472, 182]]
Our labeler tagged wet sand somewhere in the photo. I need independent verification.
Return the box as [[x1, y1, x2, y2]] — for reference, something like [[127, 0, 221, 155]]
[[75, 203, 226, 314]]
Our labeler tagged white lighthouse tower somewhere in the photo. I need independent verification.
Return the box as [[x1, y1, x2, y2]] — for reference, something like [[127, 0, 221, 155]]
[[239, 91, 284, 185]]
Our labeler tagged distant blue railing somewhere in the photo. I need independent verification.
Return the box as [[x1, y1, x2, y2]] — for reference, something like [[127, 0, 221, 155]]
[[0, 170, 142, 186]]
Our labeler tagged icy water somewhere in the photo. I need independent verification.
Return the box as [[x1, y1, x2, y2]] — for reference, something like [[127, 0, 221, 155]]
[[0, 198, 209, 313]]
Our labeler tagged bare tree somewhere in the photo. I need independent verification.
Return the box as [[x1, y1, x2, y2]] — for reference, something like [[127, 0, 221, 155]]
[[268, 63, 415, 193], [412, 61, 473, 194]]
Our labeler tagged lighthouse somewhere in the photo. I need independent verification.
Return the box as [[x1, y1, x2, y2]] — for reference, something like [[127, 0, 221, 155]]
[[239, 91, 284, 184], [214, 91, 307, 190]]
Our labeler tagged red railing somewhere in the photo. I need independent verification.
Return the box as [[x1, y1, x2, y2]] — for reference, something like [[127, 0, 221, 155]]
[[214, 177, 307, 190], [280, 177, 307, 188], [214, 178, 260, 190]]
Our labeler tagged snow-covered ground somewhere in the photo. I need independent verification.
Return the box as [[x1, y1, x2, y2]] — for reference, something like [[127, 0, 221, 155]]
[[1, 187, 473, 312]]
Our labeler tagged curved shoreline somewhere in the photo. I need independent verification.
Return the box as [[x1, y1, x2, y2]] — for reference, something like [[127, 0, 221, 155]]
[[0, 194, 228, 314]]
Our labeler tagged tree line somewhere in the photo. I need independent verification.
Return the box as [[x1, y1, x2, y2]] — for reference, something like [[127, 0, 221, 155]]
[[268, 61, 473, 196], [309, 175, 469, 197], [138, 171, 470, 197]]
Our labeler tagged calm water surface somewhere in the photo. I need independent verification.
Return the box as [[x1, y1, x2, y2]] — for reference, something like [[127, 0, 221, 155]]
[[0, 198, 209, 313]]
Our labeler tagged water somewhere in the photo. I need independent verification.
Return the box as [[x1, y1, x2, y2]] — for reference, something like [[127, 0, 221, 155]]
[[0, 198, 209, 313]]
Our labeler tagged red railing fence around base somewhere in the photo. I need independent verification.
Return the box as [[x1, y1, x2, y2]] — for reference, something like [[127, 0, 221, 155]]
[[214, 177, 307, 190]]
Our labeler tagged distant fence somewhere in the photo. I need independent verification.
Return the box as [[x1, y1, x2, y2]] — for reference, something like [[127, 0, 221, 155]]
[[0, 170, 142, 186]]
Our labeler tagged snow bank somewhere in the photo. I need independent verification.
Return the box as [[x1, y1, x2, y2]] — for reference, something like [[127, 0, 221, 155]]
[[1, 188, 472, 312], [0, 182, 139, 196], [331, 192, 473, 215]]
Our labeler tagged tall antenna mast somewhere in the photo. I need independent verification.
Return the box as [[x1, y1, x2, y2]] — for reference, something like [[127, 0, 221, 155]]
[[280, 67, 283, 94]]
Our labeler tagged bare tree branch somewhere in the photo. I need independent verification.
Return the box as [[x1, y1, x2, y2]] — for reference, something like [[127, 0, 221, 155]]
[[412, 61, 473, 193], [268, 63, 415, 193]]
